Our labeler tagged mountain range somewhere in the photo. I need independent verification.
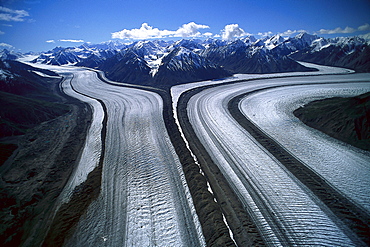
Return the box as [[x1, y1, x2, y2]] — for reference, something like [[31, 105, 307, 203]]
[[2, 32, 370, 88]]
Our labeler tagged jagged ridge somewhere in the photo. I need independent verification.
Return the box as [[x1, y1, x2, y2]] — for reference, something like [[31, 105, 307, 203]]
[[18, 32, 370, 87]]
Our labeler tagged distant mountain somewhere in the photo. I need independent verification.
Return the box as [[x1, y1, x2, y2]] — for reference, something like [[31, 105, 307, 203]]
[[76, 49, 118, 68], [27, 33, 370, 87], [98, 42, 230, 87], [290, 36, 370, 72], [31, 40, 128, 65], [0, 49, 23, 61], [271, 33, 319, 56], [264, 34, 286, 50], [199, 37, 315, 74], [153, 46, 231, 86], [99, 49, 152, 85]]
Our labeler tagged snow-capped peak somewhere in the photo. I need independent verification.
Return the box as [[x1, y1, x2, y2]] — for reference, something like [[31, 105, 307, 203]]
[[294, 32, 318, 45], [175, 46, 193, 57], [265, 34, 286, 50]]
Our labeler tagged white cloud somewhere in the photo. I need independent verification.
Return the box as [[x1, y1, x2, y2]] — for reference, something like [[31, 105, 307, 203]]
[[279, 29, 307, 36], [257, 31, 273, 37], [318, 26, 356, 34], [0, 6, 29, 22], [358, 23, 370, 31], [112, 22, 210, 40], [112, 23, 169, 39], [221, 24, 248, 40], [0, 30, 4, 35], [317, 23, 370, 35], [59, 39, 85, 43], [46, 40, 55, 43], [173, 22, 209, 37], [203, 32, 213, 37], [0, 42, 13, 49]]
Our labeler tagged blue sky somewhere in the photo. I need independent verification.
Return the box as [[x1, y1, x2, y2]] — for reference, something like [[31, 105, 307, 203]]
[[1, 0, 370, 52]]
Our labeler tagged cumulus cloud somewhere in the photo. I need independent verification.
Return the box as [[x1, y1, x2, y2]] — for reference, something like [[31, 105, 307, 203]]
[[46, 40, 55, 43], [59, 39, 84, 43], [112, 23, 165, 39], [0, 6, 29, 22], [318, 23, 370, 34], [0, 42, 13, 49], [112, 22, 210, 40], [221, 24, 248, 40], [173, 22, 209, 37]]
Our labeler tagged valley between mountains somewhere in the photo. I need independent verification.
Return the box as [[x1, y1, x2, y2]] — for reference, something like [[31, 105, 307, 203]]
[[1, 60, 368, 246], [1, 33, 370, 247]]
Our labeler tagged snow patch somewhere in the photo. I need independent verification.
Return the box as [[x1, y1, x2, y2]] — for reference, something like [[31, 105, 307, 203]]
[[32, 70, 61, 78]]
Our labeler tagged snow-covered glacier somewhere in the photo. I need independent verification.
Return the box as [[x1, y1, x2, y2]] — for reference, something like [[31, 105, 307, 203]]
[[67, 70, 204, 246], [184, 72, 369, 246], [239, 79, 370, 213], [22, 63, 205, 246]]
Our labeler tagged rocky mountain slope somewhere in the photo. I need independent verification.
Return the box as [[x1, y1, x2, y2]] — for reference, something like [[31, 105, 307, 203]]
[[0, 57, 92, 247], [294, 92, 370, 151], [0, 60, 69, 138]]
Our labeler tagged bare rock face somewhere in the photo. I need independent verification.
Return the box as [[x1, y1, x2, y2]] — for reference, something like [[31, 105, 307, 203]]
[[294, 92, 370, 151]]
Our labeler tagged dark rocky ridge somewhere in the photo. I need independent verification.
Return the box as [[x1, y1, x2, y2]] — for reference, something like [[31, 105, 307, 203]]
[[97, 49, 153, 85], [290, 44, 370, 72], [0, 60, 69, 155], [294, 92, 370, 151], [177, 88, 266, 246], [0, 91, 70, 137], [0, 61, 92, 246]]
